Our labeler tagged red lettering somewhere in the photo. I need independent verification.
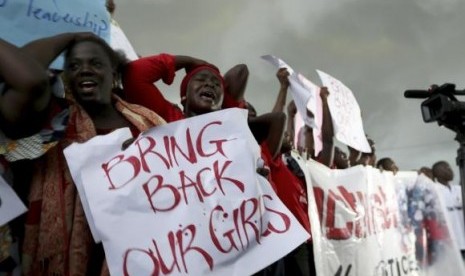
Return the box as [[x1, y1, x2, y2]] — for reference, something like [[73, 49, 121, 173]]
[[136, 136, 171, 171], [170, 128, 197, 166], [213, 160, 245, 194], [176, 225, 214, 273], [102, 154, 141, 190], [123, 248, 159, 276], [262, 195, 291, 237], [152, 234, 180, 274], [237, 197, 261, 248], [338, 186, 363, 238], [196, 121, 229, 158], [196, 167, 216, 197], [317, 185, 400, 240], [143, 175, 181, 213], [313, 187, 325, 223], [325, 190, 352, 240], [178, 170, 204, 204], [123, 225, 212, 275], [209, 195, 290, 254], [209, 206, 239, 253]]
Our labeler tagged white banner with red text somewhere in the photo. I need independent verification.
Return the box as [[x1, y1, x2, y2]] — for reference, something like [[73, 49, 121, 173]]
[[306, 160, 465, 276], [64, 108, 309, 276]]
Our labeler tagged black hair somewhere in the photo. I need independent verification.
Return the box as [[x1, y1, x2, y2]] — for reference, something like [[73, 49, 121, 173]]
[[376, 157, 393, 169], [63, 36, 128, 73]]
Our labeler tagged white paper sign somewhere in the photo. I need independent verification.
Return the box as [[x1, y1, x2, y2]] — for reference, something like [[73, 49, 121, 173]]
[[0, 176, 27, 225], [261, 55, 317, 129], [316, 70, 371, 153], [64, 108, 309, 276]]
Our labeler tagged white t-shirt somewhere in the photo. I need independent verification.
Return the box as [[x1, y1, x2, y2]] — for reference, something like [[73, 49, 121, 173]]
[[435, 183, 465, 250]]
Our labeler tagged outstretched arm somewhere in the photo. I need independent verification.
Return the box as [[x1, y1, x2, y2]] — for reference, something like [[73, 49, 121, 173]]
[[286, 100, 297, 144], [316, 87, 335, 166], [272, 68, 290, 113]]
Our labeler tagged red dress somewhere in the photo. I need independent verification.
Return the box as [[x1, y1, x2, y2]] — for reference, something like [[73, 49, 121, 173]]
[[123, 53, 241, 123], [260, 144, 311, 235]]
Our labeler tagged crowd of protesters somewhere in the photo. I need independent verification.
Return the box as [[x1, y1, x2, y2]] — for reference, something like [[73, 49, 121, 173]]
[[0, 1, 464, 275]]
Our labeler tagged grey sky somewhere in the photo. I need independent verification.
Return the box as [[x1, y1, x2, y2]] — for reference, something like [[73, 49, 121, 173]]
[[114, 0, 465, 178]]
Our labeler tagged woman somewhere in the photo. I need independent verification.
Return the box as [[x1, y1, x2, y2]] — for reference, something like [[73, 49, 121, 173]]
[[0, 33, 165, 275], [123, 54, 285, 159]]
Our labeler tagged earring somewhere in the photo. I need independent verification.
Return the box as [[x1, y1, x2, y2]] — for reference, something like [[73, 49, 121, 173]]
[[112, 79, 118, 90]]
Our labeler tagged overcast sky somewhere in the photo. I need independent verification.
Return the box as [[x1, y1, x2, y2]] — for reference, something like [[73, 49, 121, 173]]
[[114, 0, 465, 179]]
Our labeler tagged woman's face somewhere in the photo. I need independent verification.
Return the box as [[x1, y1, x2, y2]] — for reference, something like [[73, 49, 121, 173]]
[[65, 41, 115, 106], [185, 69, 224, 115], [334, 147, 349, 169]]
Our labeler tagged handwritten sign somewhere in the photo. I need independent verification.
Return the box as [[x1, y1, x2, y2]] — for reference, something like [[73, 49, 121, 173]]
[[64, 108, 309, 275], [0, 176, 27, 225], [316, 70, 371, 153], [0, 0, 110, 68], [261, 55, 318, 129], [305, 160, 465, 276]]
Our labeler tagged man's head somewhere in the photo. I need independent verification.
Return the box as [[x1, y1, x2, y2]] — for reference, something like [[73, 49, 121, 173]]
[[432, 161, 454, 185], [376, 157, 398, 174], [334, 146, 349, 169], [419, 166, 434, 180]]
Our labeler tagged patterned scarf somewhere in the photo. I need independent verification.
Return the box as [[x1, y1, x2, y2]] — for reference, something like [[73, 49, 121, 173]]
[[21, 95, 165, 275]]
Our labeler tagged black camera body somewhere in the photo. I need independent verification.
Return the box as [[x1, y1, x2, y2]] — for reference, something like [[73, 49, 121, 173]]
[[405, 83, 465, 132]]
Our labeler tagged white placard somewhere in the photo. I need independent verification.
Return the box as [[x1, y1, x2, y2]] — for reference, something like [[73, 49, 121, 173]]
[[261, 55, 318, 129], [316, 70, 371, 153], [64, 108, 309, 276]]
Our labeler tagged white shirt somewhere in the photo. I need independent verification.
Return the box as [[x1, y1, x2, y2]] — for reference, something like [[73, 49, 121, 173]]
[[435, 183, 465, 250]]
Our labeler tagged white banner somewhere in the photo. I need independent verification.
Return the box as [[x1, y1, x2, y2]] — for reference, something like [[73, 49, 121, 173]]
[[0, 176, 27, 225], [316, 70, 371, 153], [64, 108, 309, 276], [305, 160, 465, 276]]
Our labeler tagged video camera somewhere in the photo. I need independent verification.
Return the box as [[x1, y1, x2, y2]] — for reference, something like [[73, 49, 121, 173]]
[[404, 83, 465, 132], [405, 83, 465, 229]]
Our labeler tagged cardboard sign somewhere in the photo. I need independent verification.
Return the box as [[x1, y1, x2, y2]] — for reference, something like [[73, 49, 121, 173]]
[[0, 176, 27, 225], [316, 70, 371, 153], [64, 108, 309, 275]]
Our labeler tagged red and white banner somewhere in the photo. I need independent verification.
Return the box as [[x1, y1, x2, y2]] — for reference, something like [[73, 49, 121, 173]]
[[64, 108, 309, 276], [306, 160, 465, 276]]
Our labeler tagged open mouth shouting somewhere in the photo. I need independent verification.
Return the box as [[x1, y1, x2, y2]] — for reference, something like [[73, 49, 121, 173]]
[[77, 79, 99, 96], [199, 90, 217, 103]]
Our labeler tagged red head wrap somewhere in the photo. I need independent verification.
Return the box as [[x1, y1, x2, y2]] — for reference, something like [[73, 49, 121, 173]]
[[180, 64, 224, 101]]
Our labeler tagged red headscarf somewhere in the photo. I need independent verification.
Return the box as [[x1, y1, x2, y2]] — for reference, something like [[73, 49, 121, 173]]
[[179, 64, 224, 101]]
